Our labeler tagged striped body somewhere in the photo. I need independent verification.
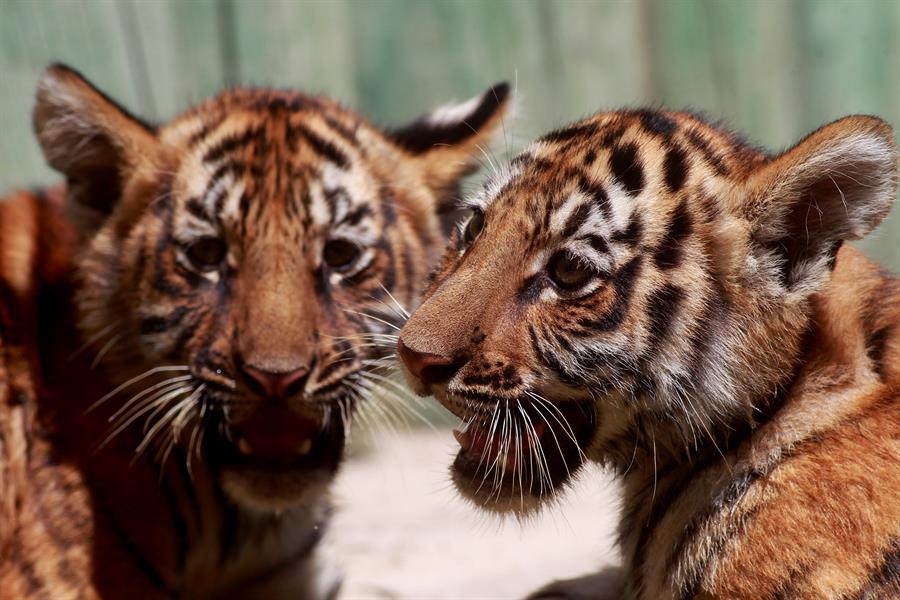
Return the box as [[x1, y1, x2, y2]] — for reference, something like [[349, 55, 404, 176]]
[[397, 109, 899, 598], [0, 65, 508, 598]]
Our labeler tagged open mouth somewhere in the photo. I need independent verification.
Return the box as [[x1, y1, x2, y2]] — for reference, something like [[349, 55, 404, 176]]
[[439, 393, 596, 509], [213, 403, 346, 474]]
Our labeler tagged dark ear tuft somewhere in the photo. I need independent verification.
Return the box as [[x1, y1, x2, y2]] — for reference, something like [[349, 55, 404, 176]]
[[389, 82, 510, 154], [387, 83, 512, 207], [746, 115, 897, 290]]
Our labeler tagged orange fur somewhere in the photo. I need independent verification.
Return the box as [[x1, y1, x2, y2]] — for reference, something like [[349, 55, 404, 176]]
[[398, 109, 899, 598], [0, 65, 509, 598]]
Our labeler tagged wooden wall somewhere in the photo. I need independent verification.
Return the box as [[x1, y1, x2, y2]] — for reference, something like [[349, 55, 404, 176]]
[[1, 0, 897, 267]]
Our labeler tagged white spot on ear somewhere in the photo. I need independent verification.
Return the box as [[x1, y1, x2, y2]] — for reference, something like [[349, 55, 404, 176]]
[[426, 93, 483, 127]]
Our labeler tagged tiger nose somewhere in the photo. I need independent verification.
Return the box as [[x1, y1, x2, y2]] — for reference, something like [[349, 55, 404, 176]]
[[397, 339, 462, 385], [240, 364, 311, 399]]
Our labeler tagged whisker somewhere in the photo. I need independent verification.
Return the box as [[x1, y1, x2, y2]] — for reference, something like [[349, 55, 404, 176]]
[[339, 308, 402, 331], [90, 333, 123, 369], [107, 375, 193, 423], [87, 365, 190, 413], [98, 384, 194, 451], [68, 320, 122, 362]]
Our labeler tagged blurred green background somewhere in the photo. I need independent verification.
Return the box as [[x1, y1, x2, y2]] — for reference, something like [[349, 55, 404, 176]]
[[1, 0, 898, 268]]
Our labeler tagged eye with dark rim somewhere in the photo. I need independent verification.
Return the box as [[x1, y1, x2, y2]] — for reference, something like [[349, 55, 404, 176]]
[[185, 237, 227, 272], [323, 239, 362, 272], [547, 251, 595, 291], [462, 209, 485, 245]]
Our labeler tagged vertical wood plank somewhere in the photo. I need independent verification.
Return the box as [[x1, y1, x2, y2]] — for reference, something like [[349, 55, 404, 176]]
[[0, 0, 134, 188], [0, 0, 896, 269]]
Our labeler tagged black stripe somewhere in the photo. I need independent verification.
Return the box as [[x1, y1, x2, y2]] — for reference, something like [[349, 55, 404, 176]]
[[610, 143, 644, 197], [866, 326, 891, 381], [380, 187, 396, 225], [187, 117, 224, 147], [289, 123, 349, 168], [152, 205, 186, 297], [576, 255, 643, 332], [322, 114, 359, 146], [683, 129, 729, 176], [653, 200, 692, 270], [578, 174, 611, 218], [645, 283, 684, 349], [529, 324, 580, 385], [185, 197, 212, 222], [663, 144, 689, 193], [203, 161, 243, 199], [203, 127, 261, 164], [581, 234, 609, 254], [323, 185, 348, 222], [599, 122, 627, 147], [316, 358, 351, 385], [141, 306, 189, 335], [636, 109, 677, 138], [390, 82, 510, 154], [341, 204, 372, 227], [561, 202, 592, 239], [540, 121, 598, 144]]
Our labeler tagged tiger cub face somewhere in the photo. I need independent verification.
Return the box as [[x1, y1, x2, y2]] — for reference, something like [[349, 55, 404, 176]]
[[34, 64, 509, 509], [398, 109, 896, 513]]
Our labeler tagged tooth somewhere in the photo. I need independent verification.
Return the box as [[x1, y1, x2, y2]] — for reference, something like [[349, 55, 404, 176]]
[[238, 438, 252, 455], [298, 439, 312, 455]]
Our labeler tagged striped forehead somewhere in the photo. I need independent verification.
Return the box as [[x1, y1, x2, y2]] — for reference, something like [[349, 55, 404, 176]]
[[479, 110, 745, 239], [170, 110, 379, 241]]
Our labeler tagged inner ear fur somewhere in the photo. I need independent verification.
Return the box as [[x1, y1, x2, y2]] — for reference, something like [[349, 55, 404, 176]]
[[388, 82, 512, 208], [33, 63, 159, 223], [745, 115, 898, 287]]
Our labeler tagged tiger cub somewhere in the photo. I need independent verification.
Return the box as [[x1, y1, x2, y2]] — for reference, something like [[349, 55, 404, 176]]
[[397, 109, 899, 599], [0, 63, 508, 599]]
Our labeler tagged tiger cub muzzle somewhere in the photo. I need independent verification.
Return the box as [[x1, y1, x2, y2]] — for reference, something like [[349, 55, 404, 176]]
[[398, 326, 596, 514]]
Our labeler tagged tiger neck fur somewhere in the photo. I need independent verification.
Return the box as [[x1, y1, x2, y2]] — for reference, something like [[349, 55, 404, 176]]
[[613, 244, 899, 597]]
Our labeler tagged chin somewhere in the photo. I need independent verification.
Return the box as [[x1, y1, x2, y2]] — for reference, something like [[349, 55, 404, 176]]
[[220, 468, 338, 511], [437, 391, 598, 517], [213, 414, 346, 511]]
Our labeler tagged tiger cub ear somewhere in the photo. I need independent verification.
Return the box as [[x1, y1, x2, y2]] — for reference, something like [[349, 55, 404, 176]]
[[389, 82, 512, 207], [744, 115, 898, 290], [33, 63, 160, 227]]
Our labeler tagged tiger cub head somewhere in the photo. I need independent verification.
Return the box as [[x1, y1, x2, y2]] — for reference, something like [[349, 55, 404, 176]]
[[33, 64, 509, 509], [398, 109, 897, 514]]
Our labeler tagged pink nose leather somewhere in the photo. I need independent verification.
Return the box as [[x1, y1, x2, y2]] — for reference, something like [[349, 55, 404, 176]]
[[398, 339, 461, 384], [241, 364, 310, 398]]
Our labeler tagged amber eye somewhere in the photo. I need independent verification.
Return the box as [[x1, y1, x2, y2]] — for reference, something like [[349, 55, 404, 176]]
[[463, 209, 485, 244], [547, 251, 594, 291], [185, 237, 227, 271], [323, 239, 361, 271]]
